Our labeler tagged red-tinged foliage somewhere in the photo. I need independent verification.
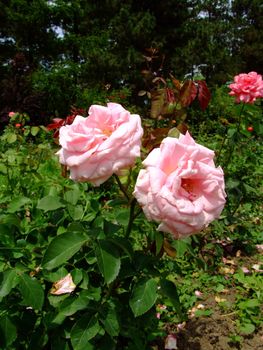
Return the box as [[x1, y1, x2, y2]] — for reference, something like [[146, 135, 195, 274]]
[[150, 89, 166, 119], [46, 107, 85, 138], [165, 88, 175, 104], [179, 80, 198, 107], [143, 127, 170, 151], [196, 80, 211, 110]]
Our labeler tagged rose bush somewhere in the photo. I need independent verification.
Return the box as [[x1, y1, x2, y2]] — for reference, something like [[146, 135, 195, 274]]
[[134, 132, 226, 238], [57, 103, 143, 185], [229, 71, 263, 104]]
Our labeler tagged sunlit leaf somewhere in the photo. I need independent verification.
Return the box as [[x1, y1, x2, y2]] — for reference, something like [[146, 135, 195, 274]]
[[7, 196, 31, 213], [42, 232, 87, 270], [37, 195, 65, 212]]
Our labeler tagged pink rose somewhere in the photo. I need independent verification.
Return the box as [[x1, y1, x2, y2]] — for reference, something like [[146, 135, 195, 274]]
[[229, 71, 263, 104], [8, 112, 15, 117], [57, 103, 143, 185], [133, 132, 226, 238]]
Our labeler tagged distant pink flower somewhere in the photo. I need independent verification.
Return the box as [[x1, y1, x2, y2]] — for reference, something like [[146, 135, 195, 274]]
[[57, 103, 143, 185], [241, 266, 250, 274], [255, 244, 263, 252], [9, 111, 15, 117], [156, 312, 161, 319], [194, 290, 203, 298], [165, 334, 178, 349], [50, 273, 76, 295], [15, 123, 21, 128], [229, 72, 263, 104], [134, 132, 226, 238]]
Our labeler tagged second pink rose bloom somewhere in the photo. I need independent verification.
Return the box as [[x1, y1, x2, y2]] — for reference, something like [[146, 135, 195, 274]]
[[57, 103, 143, 185], [134, 132, 226, 238], [229, 71, 263, 104]]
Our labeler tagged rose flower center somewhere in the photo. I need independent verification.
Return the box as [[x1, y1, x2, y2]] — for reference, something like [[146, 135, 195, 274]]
[[181, 178, 197, 201]]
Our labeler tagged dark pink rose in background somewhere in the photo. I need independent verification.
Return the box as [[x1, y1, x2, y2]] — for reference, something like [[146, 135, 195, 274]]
[[57, 103, 143, 185], [134, 132, 226, 238], [229, 71, 263, 104]]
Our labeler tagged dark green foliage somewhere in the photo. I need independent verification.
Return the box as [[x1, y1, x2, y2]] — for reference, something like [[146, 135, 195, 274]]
[[0, 0, 262, 121]]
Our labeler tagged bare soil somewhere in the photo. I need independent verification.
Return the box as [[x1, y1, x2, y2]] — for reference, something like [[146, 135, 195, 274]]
[[176, 297, 263, 350]]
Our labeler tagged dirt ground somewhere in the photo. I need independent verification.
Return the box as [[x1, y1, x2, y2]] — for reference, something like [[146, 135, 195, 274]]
[[177, 317, 262, 350], [176, 296, 263, 350]]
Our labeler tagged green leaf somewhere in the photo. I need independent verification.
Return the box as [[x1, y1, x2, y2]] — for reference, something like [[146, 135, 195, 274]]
[[95, 240, 121, 284], [195, 309, 213, 317], [64, 189, 82, 205], [42, 232, 87, 270], [0, 315, 17, 348], [67, 204, 84, 221], [31, 126, 40, 136], [37, 195, 65, 212], [172, 238, 192, 257], [107, 237, 134, 259], [7, 196, 31, 213], [129, 278, 158, 317], [19, 274, 44, 310], [52, 292, 91, 325], [7, 133, 17, 143], [0, 269, 19, 301], [100, 302, 119, 337], [160, 279, 183, 320], [71, 314, 100, 350], [238, 299, 260, 309], [239, 323, 255, 334]]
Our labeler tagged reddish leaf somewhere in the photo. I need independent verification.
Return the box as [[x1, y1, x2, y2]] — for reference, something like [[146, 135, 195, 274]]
[[179, 80, 198, 107], [143, 127, 170, 151], [171, 78, 181, 91], [46, 118, 64, 131], [196, 80, 211, 110], [176, 122, 188, 134], [165, 88, 175, 104], [150, 89, 166, 119]]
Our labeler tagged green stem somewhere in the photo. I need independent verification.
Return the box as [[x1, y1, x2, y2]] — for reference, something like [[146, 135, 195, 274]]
[[114, 174, 130, 201], [216, 128, 227, 165], [125, 198, 137, 238], [223, 103, 245, 170]]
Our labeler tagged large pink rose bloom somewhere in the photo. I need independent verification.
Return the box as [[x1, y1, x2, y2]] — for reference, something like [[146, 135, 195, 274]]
[[57, 103, 143, 185], [134, 132, 226, 238], [229, 71, 263, 104]]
